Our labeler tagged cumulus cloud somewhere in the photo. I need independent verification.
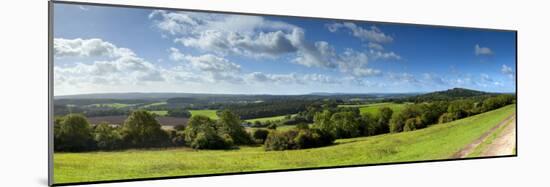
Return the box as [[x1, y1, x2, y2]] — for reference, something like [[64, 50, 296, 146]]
[[327, 22, 393, 43], [54, 38, 165, 89], [151, 10, 382, 78], [367, 42, 384, 51], [54, 38, 134, 58], [245, 72, 340, 85], [368, 49, 402, 61], [501, 64, 514, 79], [475, 44, 493, 55]]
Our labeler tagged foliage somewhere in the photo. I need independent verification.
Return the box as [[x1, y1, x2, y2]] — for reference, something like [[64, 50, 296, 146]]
[[121, 110, 170, 148], [94, 123, 123, 150], [252, 129, 270, 144], [264, 128, 334, 151], [54, 114, 95, 152], [216, 110, 252, 144]]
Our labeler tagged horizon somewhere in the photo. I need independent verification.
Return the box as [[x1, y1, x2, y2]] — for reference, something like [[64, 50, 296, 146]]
[[53, 87, 515, 98], [53, 4, 516, 96]]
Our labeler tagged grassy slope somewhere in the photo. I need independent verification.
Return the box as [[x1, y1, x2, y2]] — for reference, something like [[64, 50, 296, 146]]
[[54, 105, 515, 184], [149, 110, 168, 116], [244, 114, 296, 123], [467, 116, 515, 157], [189, 110, 219, 120], [353, 103, 408, 116]]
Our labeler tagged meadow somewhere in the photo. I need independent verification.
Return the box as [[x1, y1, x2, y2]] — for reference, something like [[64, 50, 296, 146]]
[[53, 104, 515, 184], [339, 102, 408, 116], [189, 110, 219, 120]]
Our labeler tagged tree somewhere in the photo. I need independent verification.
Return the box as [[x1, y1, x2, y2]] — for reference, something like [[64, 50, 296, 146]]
[[54, 114, 95, 152], [313, 110, 333, 134], [376, 107, 393, 134], [94, 123, 123, 150], [330, 111, 361, 138], [184, 115, 232, 149], [121, 110, 170, 148], [216, 110, 252, 144], [252, 129, 270, 144]]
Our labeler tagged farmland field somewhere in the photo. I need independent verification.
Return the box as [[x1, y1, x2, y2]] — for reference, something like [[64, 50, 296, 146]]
[[245, 114, 295, 123], [149, 110, 168, 116], [339, 102, 408, 116], [53, 104, 515, 184], [189, 110, 219, 119]]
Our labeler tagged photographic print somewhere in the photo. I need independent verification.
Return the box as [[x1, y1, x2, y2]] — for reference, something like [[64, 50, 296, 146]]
[[50, 1, 517, 185]]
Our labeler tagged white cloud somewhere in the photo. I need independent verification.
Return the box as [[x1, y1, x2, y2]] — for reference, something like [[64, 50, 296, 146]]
[[54, 38, 134, 58], [151, 10, 381, 78], [475, 44, 493, 55], [501, 64, 515, 79], [245, 72, 340, 85], [327, 22, 393, 43], [169, 47, 241, 73], [367, 42, 384, 51], [368, 49, 402, 61]]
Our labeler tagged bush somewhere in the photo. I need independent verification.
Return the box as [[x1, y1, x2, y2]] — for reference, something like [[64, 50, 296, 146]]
[[252, 129, 269, 144], [54, 114, 95, 152], [190, 130, 232, 149], [121, 110, 170, 148], [264, 130, 298, 151], [264, 128, 333, 151], [267, 122, 277, 130], [94, 123, 123, 150], [403, 117, 421, 132], [438, 112, 457, 124], [170, 131, 186, 146], [184, 115, 217, 143], [295, 123, 310, 130], [173, 124, 185, 131]]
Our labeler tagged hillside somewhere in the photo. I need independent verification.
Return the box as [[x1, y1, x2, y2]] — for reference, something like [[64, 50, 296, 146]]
[[54, 104, 515, 184], [403, 88, 499, 102]]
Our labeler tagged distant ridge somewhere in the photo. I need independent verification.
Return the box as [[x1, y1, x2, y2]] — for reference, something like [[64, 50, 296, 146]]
[[405, 88, 498, 102]]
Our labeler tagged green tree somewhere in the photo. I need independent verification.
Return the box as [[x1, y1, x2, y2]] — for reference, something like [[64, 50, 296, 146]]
[[94, 123, 123, 150], [121, 110, 169, 148], [330, 111, 361, 138], [216, 110, 251, 144], [54, 114, 94, 152]]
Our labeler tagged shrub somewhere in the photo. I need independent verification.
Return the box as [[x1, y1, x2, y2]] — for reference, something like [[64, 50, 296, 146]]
[[121, 110, 170, 148], [264, 130, 298, 151], [173, 124, 185, 131], [252, 129, 269, 144], [190, 130, 231, 149], [264, 128, 333, 151], [94, 123, 123, 150], [267, 122, 277, 130], [54, 114, 95, 152], [184, 115, 217, 143], [438, 112, 457, 124], [170, 131, 186, 146], [295, 123, 310, 130], [403, 117, 421, 132]]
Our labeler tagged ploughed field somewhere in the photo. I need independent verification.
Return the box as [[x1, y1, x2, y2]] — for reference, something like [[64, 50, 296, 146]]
[[53, 104, 515, 184]]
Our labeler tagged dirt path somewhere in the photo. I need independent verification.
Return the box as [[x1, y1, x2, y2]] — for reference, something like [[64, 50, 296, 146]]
[[479, 118, 516, 156], [451, 114, 516, 158]]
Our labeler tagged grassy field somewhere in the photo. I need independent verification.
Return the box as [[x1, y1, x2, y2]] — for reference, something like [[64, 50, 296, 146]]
[[149, 110, 168, 116], [54, 104, 515, 184], [340, 102, 408, 116], [141, 102, 167, 108], [90, 103, 131, 109], [189, 110, 219, 120], [245, 114, 295, 123]]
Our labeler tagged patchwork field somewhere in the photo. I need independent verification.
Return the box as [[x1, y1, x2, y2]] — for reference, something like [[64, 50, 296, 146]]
[[54, 104, 515, 184], [339, 102, 408, 116], [189, 110, 219, 119]]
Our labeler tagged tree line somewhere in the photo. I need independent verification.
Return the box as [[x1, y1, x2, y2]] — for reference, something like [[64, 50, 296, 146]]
[[54, 94, 515, 152]]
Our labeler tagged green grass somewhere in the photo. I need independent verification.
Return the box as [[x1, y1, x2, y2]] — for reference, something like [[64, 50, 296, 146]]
[[245, 114, 295, 123], [189, 110, 219, 120], [149, 110, 168, 116], [467, 117, 515, 157], [359, 103, 407, 115], [90, 103, 130, 109], [141, 102, 167, 108], [54, 105, 515, 184]]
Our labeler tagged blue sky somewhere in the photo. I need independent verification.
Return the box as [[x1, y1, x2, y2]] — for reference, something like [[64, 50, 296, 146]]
[[53, 3, 516, 96]]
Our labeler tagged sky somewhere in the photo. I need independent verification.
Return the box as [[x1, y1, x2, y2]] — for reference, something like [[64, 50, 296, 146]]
[[53, 3, 516, 96]]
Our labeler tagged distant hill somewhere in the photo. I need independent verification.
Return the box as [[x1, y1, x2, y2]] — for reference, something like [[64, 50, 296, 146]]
[[404, 88, 497, 102]]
